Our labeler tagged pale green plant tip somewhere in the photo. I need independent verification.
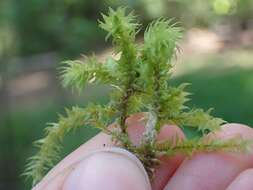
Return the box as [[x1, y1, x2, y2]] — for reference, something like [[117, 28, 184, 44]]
[[98, 6, 139, 43], [60, 56, 118, 92], [180, 108, 226, 133]]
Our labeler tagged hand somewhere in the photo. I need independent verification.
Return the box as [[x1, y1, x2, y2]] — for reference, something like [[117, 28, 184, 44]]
[[32, 114, 253, 190]]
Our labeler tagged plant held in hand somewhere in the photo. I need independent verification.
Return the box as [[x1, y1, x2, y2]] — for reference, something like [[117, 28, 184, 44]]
[[24, 7, 252, 186]]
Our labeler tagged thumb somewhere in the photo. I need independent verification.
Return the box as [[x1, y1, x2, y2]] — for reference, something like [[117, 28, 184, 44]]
[[62, 147, 151, 190]]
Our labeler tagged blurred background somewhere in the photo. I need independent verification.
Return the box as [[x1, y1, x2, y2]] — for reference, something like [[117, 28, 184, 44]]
[[0, 0, 252, 189]]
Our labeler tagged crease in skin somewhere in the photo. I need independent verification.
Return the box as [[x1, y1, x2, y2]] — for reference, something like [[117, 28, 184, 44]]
[[226, 168, 253, 190], [173, 169, 224, 187], [165, 173, 219, 190], [33, 147, 151, 190]]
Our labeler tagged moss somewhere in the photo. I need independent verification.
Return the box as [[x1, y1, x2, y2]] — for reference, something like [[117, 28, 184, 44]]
[[25, 7, 252, 186]]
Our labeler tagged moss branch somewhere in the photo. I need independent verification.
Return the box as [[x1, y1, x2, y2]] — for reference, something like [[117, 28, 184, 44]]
[[24, 105, 114, 185], [155, 137, 252, 156]]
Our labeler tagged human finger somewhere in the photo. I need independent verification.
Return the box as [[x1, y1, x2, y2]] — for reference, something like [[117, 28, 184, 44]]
[[164, 123, 253, 190]]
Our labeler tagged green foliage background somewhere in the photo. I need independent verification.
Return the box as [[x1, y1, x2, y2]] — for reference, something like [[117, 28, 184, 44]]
[[1, 0, 252, 57], [0, 0, 253, 189]]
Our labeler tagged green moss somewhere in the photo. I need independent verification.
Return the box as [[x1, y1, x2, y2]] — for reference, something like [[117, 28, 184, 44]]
[[25, 7, 252, 185]]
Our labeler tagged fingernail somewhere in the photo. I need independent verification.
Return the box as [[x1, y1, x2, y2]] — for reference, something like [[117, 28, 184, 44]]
[[63, 147, 151, 190]]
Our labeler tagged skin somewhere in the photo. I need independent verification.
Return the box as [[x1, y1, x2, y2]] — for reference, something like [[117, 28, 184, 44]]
[[32, 114, 253, 190]]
